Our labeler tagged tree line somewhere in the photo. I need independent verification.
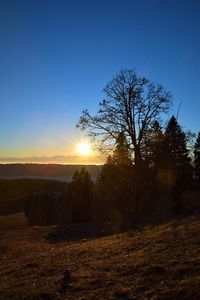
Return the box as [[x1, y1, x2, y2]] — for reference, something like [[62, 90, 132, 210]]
[[25, 68, 200, 227]]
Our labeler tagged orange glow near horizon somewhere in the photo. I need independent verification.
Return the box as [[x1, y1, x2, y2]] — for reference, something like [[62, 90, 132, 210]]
[[0, 137, 105, 164]]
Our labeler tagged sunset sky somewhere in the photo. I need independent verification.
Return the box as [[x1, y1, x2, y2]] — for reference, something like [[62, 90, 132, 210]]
[[0, 0, 200, 163]]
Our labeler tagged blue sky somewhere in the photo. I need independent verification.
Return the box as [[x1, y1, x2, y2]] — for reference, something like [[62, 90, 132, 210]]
[[0, 0, 199, 161]]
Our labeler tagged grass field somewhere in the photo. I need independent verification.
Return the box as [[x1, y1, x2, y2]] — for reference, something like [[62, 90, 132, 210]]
[[0, 213, 200, 299]]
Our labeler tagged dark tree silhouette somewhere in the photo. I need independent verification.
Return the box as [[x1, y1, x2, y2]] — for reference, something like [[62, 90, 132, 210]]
[[77, 68, 172, 168], [194, 132, 200, 186], [162, 116, 192, 213], [111, 132, 132, 166], [164, 116, 191, 174], [142, 120, 164, 169], [95, 133, 140, 227], [67, 168, 93, 223]]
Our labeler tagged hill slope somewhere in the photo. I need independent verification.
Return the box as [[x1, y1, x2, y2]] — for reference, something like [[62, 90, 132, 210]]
[[1, 214, 200, 299]]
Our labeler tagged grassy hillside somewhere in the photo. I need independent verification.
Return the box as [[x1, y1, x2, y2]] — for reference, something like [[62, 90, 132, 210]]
[[0, 213, 200, 299]]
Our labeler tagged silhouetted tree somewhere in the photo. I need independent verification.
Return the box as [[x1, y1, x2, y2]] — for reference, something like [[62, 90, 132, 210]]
[[142, 120, 164, 169], [111, 132, 133, 166], [95, 133, 139, 227], [25, 191, 64, 225], [67, 168, 93, 223], [164, 116, 191, 175], [162, 116, 192, 213], [77, 68, 172, 168], [194, 132, 200, 187]]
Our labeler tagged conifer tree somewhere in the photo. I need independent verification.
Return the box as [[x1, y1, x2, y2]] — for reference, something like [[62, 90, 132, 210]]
[[98, 132, 132, 188], [68, 168, 93, 222], [194, 132, 200, 185], [96, 132, 134, 227], [164, 116, 191, 174], [111, 132, 132, 166], [144, 120, 164, 169], [159, 116, 192, 213]]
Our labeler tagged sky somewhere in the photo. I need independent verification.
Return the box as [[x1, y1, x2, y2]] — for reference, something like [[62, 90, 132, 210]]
[[0, 0, 200, 163]]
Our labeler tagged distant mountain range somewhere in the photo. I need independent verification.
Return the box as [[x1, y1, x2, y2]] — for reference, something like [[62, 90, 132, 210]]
[[0, 164, 101, 181], [0, 155, 104, 164]]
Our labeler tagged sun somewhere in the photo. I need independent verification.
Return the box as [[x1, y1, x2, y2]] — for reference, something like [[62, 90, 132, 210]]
[[76, 141, 91, 156]]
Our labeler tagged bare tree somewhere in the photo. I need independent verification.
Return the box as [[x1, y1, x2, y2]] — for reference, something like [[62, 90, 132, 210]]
[[77, 68, 172, 167]]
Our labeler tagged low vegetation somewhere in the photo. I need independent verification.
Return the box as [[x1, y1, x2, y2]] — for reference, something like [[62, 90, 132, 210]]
[[0, 179, 67, 214], [0, 213, 200, 299]]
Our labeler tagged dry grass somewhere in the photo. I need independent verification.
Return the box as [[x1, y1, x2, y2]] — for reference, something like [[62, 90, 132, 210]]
[[0, 213, 200, 299]]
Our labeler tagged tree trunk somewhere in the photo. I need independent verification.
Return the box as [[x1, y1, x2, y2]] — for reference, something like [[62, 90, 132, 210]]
[[134, 145, 142, 169]]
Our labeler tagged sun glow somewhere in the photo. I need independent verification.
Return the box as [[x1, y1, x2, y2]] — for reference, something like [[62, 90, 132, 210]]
[[76, 141, 91, 156]]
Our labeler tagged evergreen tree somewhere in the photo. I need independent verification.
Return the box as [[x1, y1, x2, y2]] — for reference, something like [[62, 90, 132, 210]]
[[144, 120, 164, 169], [96, 132, 135, 227], [99, 132, 133, 191], [154, 116, 192, 214], [67, 168, 93, 222], [194, 132, 200, 186], [163, 116, 192, 213], [111, 132, 133, 166], [164, 116, 191, 174]]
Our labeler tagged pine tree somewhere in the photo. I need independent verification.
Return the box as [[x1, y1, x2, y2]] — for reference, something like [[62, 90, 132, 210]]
[[164, 116, 191, 174], [156, 116, 192, 214], [98, 132, 132, 190], [68, 168, 93, 222], [194, 132, 200, 185], [96, 132, 134, 227], [144, 120, 164, 169], [111, 132, 132, 166]]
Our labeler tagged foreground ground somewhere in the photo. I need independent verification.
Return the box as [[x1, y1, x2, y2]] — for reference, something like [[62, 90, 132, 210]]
[[0, 213, 200, 299]]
